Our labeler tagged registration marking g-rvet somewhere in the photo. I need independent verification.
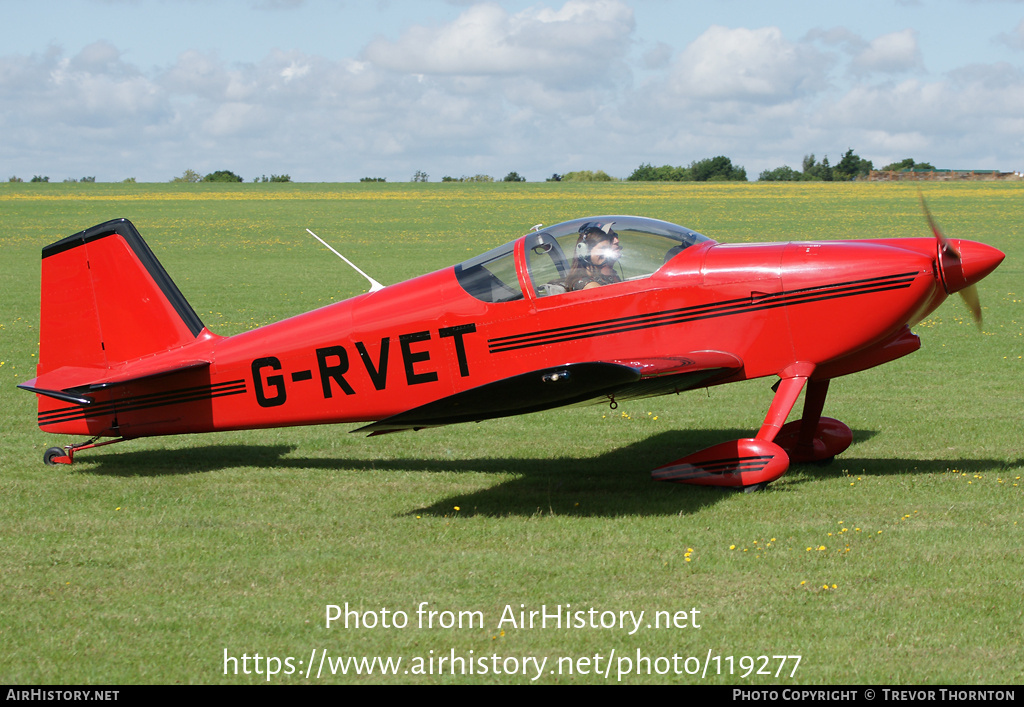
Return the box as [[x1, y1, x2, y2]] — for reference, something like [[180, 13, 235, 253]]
[[251, 324, 478, 407]]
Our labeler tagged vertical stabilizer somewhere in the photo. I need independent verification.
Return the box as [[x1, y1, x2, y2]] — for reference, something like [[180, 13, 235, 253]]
[[37, 219, 206, 378]]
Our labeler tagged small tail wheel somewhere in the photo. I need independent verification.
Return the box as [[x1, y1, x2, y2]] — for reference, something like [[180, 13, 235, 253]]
[[43, 447, 69, 465]]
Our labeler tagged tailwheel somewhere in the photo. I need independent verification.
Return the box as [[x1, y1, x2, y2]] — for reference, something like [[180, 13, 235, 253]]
[[40, 436, 128, 466], [43, 447, 71, 465]]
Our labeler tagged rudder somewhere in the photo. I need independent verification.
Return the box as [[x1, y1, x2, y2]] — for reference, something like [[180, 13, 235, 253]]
[[37, 218, 206, 378]]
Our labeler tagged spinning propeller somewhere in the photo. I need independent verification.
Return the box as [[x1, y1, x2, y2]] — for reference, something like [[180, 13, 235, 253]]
[[919, 192, 985, 328]]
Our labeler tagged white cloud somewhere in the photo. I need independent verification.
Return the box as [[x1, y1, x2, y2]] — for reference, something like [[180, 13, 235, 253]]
[[280, 60, 310, 82], [2, 4, 1024, 182], [69, 40, 124, 74], [160, 50, 234, 98], [202, 101, 263, 136], [641, 41, 672, 70], [361, 0, 634, 88], [0, 42, 166, 127], [806, 62, 1024, 169], [850, 29, 923, 75], [667, 26, 828, 103]]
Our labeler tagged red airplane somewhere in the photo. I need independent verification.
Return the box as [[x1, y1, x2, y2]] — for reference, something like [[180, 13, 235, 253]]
[[20, 207, 1003, 490]]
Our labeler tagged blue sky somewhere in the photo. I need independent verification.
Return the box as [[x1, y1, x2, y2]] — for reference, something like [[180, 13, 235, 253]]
[[3, 0, 1024, 182]]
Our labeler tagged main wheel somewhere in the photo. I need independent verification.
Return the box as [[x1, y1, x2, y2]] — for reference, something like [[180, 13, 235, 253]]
[[43, 447, 68, 465]]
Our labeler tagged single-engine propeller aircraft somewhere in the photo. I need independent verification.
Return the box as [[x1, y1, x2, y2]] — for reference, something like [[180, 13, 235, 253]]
[[20, 205, 1003, 490]]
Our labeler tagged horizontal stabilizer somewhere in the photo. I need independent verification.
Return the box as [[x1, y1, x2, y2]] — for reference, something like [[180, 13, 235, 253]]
[[20, 360, 211, 404], [16, 385, 94, 406]]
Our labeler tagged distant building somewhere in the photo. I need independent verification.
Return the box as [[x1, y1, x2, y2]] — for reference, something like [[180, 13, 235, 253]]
[[868, 169, 1022, 181]]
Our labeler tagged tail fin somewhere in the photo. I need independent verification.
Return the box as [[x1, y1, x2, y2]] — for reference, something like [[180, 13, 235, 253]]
[[36, 218, 206, 378]]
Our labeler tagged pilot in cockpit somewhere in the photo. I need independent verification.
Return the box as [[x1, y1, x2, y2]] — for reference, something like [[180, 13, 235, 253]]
[[565, 222, 622, 291]]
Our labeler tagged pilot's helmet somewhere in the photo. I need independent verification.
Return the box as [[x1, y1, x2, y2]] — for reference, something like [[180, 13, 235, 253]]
[[575, 221, 617, 260]]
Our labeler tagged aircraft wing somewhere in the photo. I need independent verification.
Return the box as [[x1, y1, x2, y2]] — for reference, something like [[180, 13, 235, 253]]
[[599, 351, 743, 400], [355, 351, 742, 435]]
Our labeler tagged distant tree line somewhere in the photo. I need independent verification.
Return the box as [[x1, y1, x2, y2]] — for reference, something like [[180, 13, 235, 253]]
[[438, 172, 527, 182], [5, 154, 944, 186], [8, 169, 291, 183], [440, 172, 491, 180], [756, 150, 935, 182], [759, 150, 868, 181], [168, 169, 290, 183], [628, 156, 747, 182], [563, 170, 614, 182], [9, 175, 127, 182], [877, 158, 936, 172], [200, 170, 242, 183]]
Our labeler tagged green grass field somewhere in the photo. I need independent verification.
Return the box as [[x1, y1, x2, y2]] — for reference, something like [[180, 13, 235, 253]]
[[1, 181, 1021, 684]]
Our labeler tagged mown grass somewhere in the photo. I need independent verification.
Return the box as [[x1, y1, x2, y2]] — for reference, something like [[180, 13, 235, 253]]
[[1, 181, 1021, 684]]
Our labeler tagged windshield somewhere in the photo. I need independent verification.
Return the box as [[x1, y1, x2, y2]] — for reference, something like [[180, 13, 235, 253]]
[[454, 216, 710, 302], [453, 241, 523, 303], [525, 216, 709, 297]]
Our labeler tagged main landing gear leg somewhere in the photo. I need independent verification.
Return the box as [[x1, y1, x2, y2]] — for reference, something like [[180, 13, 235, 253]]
[[43, 436, 128, 466], [773, 379, 853, 465], [652, 364, 814, 491]]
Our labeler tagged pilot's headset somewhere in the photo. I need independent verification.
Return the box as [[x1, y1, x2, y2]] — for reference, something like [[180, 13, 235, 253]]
[[574, 222, 617, 261]]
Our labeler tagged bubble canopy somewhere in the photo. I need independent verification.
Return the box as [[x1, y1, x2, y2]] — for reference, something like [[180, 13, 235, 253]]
[[454, 216, 711, 303]]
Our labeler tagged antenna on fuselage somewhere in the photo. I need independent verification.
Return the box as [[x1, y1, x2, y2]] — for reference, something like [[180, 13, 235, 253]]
[[306, 228, 385, 293]]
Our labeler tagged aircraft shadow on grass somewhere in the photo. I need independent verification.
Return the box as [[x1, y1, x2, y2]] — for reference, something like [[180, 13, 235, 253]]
[[75, 428, 1019, 518]]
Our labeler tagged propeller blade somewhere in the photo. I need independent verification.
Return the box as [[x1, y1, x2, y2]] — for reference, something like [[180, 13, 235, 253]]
[[960, 284, 983, 329], [918, 191, 997, 329], [919, 190, 960, 258]]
